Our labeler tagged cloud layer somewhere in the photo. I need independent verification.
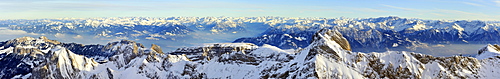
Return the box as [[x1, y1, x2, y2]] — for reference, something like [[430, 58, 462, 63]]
[[0, 27, 28, 35]]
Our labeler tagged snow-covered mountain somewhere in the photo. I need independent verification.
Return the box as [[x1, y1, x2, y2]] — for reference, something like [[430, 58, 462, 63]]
[[3, 16, 500, 55], [476, 44, 500, 60], [0, 36, 164, 78], [233, 16, 500, 55], [1, 28, 500, 78]]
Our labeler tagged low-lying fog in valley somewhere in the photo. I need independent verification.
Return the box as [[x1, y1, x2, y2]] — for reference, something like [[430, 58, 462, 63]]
[[0, 26, 266, 52], [0, 28, 489, 57], [2, 17, 500, 57]]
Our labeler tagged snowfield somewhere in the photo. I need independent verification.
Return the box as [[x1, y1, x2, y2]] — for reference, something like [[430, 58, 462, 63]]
[[0, 28, 499, 78]]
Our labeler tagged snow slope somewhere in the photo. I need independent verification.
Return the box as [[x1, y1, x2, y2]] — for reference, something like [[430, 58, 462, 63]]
[[0, 28, 500, 78], [476, 44, 500, 60], [4, 16, 500, 54]]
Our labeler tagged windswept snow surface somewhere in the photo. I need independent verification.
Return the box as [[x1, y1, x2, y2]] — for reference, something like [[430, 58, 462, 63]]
[[1, 23, 500, 78], [476, 44, 500, 60]]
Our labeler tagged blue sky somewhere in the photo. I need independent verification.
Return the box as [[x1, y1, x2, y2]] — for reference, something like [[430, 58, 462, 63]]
[[1, 0, 499, 20]]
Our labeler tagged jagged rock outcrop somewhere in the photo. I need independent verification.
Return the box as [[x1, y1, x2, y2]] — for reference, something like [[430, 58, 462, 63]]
[[291, 29, 500, 79], [311, 28, 351, 51], [0, 37, 98, 79], [232, 17, 500, 55], [168, 43, 260, 65], [0, 36, 164, 79], [476, 44, 500, 60], [168, 28, 500, 78], [151, 44, 163, 54], [2, 27, 500, 78], [171, 43, 258, 54]]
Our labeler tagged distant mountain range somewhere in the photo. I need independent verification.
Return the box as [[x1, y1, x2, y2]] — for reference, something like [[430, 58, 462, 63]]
[[2, 16, 500, 55]]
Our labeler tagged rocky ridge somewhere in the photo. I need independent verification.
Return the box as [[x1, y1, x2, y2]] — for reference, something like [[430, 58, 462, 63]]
[[0, 28, 500, 78], [5, 16, 500, 54]]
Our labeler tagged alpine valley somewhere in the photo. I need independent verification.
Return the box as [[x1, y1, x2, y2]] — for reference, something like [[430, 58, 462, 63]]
[[0, 17, 500, 78], [3, 16, 500, 56]]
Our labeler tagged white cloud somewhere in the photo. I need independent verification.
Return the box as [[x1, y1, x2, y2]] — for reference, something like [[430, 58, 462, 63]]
[[429, 9, 500, 21], [232, 9, 266, 12], [432, 44, 446, 47], [381, 4, 415, 11], [356, 8, 388, 13], [430, 13, 446, 16], [300, 8, 353, 14], [0, 27, 28, 35], [54, 33, 65, 38], [436, 9, 479, 15], [0, 27, 42, 35], [494, 0, 500, 6], [73, 35, 83, 39], [462, 2, 485, 7]]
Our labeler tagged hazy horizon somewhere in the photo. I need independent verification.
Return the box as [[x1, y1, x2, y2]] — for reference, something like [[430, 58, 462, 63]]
[[1, 0, 499, 21]]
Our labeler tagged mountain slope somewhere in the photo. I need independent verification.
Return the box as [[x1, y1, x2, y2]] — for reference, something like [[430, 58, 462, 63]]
[[233, 17, 500, 55], [476, 44, 500, 60], [4, 16, 500, 55], [0, 28, 500, 78], [0, 36, 98, 78], [0, 36, 164, 79]]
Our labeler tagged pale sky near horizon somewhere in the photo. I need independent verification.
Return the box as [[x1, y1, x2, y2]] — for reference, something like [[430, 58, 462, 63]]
[[0, 0, 499, 20]]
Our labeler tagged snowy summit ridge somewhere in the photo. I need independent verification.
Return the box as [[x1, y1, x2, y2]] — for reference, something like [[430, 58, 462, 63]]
[[0, 28, 500, 78], [0, 36, 163, 79], [476, 44, 500, 60], [5, 16, 500, 53]]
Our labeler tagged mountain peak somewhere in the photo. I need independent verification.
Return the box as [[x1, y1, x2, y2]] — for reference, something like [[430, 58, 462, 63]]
[[311, 28, 351, 51], [0, 36, 61, 50], [151, 44, 163, 54], [171, 43, 258, 55], [39, 36, 48, 40], [476, 44, 500, 59], [386, 16, 400, 19]]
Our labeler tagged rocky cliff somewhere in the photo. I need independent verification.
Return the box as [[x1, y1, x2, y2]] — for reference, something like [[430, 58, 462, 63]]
[[1, 28, 500, 78]]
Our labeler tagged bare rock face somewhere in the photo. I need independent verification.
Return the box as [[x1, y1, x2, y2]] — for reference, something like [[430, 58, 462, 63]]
[[290, 28, 491, 79], [478, 44, 499, 55], [170, 43, 259, 61], [151, 44, 163, 54], [0, 36, 60, 51], [103, 40, 144, 55], [311, 28, 351, 51], [0, 36, 98, 79], [1, 29, 500, 79], [0, 36, 165, 79], [171, 43, 258, 54], [476, 44, 500, 60]]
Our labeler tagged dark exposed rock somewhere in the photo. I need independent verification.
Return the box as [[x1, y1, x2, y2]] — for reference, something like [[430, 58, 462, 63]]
[[0, 36, 165, 79], [151, 44, 163, 54], [311, 28, 351, 51], [0, 26, 499, 79]]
